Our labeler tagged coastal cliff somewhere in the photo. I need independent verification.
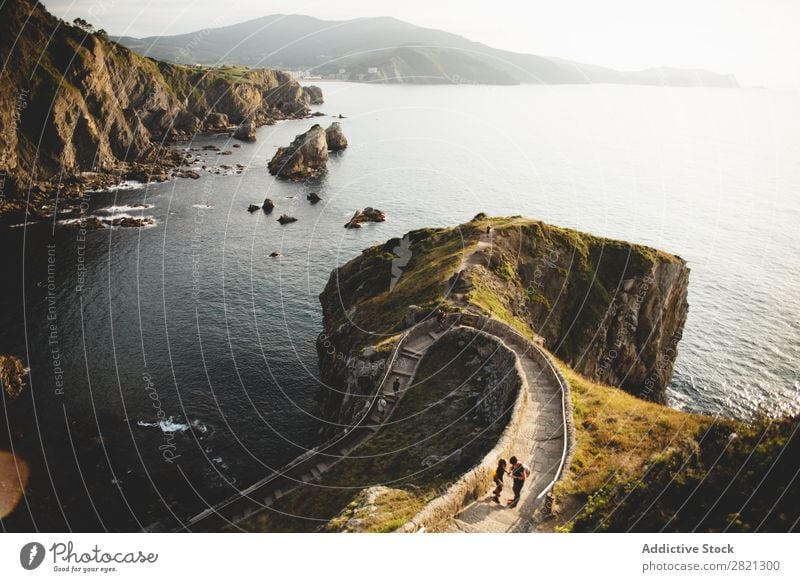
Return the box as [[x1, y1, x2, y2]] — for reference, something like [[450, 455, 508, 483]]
[[316, 216, 689, 431], [0, 0, 312, 216], [229, 214, 800, 533]]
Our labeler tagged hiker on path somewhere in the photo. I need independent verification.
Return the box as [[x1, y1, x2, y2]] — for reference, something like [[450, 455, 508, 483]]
[[491, 459, 508, 503], [507, 456, 530, 508], [392, 377, 401, 400], [377, 396, 388, 419]]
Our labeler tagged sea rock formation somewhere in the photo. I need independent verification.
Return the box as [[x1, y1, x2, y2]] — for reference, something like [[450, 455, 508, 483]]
[[344, 207, 385, 228], [233, 121, 257, 142], [0, 354, 27, 401], [303, 85, 324, 105], [0, 0, 310, 217], [306, 192, 322, 203], [262, 198, 275, 213], [268, 124, 328, 180], [325, 122, 348, 151], [316, 217, 690, 432], [277, 214, 298, 224], [247, 204, 261, 212]]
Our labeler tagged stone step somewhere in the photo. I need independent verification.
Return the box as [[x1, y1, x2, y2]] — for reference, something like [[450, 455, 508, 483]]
[[393, 368, 414, 376], [400, 347, 425, 358]]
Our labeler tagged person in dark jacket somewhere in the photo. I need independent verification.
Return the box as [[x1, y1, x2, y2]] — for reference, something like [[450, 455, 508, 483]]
[[507, 456, 530, 508], [491, 459, 507, 503]]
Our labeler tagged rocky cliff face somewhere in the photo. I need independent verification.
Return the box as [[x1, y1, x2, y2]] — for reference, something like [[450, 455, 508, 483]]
[[0, 0, 312, 215], [469, 219, 689, 401], [316, 217, 689, 431]]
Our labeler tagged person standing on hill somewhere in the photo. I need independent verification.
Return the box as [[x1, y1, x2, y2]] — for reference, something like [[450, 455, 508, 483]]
[[507, 456, 530, 508]]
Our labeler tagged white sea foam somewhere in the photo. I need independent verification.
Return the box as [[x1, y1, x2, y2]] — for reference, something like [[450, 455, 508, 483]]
[[96, 204, 154, 214]]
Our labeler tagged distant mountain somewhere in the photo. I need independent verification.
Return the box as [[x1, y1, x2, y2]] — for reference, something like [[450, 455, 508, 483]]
[[114, 14, 739, 87]]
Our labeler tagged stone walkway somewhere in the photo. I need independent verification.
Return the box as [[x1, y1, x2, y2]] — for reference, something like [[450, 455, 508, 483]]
[[445, 319, 567, 532]]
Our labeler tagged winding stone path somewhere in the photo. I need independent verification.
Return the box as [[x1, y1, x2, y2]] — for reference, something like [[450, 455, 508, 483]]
[[446, 317, 569, 532]]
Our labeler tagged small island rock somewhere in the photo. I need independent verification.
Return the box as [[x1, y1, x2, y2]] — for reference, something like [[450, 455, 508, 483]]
[[268, 124, 328, 180], [248, 204, 261, 213], [325, 122, 348, 151], [303, 85, 324, 105], [262, 198, 275, 213], [278, 214, 298, 225], [306, 192, 322, 203], [344, 207, 386, 228]]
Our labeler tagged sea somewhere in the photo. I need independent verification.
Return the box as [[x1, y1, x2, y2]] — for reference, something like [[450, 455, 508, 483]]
[[1, 81, 798, 531]]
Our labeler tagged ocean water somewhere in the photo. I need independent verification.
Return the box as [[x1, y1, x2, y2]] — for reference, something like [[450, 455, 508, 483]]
[[1, 82, 798, 531]]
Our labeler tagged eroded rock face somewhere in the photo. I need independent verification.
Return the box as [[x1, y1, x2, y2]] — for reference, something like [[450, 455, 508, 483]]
[[203, 112, 229, 131], [268, 124, 328, 180], [325, 122, 348, 151], [233, 121, 256, 142], [0, 354, 27, 401], [302, 85, 324, 105]]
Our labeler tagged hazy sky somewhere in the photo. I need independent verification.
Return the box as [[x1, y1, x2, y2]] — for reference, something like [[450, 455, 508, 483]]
[[42, 0, 800, 88]]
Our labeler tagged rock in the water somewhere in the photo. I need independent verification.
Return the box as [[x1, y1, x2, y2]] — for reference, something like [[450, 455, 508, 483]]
[[233, 121, 256, 142], [109, 216, 154, 228], [268, 124, 328, 180], [344, 207, 386, 228], [262, 198, 275, 213], [269, 252, 280, 258], [325, 122, 348, 151], [204, 112, 230, 131], [277, 214, 298, 225], [0, 355, 27, 401], [248, 204, 261, 213], [306, 192, 322, 203], [303, 85, 324, 105]]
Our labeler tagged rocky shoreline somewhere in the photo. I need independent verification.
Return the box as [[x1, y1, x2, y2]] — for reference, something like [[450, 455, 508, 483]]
[[0, 0, 324, 221]]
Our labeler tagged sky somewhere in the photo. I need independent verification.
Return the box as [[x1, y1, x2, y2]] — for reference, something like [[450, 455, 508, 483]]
[[41, 0, 800, 88]]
